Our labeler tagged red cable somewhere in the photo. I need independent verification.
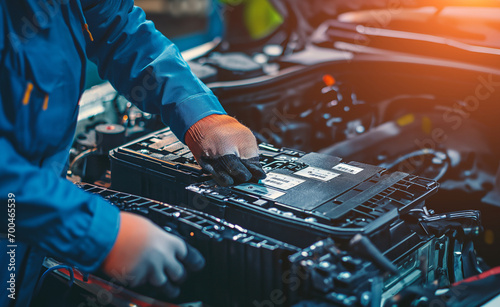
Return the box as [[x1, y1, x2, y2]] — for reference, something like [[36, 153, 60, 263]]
[[452, 266, 500, 286]]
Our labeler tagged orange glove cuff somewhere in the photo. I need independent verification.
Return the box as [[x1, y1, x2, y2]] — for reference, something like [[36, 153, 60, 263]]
[[185, 114, 258, 159], [185, 115, 239, 153]]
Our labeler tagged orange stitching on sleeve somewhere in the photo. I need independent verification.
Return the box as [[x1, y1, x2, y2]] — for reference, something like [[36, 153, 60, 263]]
[[42, 94, 49, 111], [22, 82, 34, 105], [83, 24, 94, 41]]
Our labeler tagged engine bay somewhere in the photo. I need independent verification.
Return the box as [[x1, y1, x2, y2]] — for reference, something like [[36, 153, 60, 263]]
[[53, 1, 500, 306]]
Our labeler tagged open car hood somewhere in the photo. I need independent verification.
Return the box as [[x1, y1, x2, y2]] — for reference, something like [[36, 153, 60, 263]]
[[262, 0, 500, 67]]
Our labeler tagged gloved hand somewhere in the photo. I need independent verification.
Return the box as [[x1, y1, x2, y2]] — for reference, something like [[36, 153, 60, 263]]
[[102, 212, 205, 297], [185, 114, 266, 186]]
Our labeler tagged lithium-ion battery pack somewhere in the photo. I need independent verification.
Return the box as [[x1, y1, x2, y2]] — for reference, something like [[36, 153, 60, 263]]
[[186, 144, 439, 249]]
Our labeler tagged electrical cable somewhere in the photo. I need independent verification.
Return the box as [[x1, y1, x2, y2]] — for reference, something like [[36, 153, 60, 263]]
[[68, 148, 97, 176], [380, 149, 451, 181], [33, 265, 75, 299]]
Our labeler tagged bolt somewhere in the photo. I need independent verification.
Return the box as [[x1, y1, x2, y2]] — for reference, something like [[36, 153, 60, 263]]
[[338, 272, 352, 280], [319, 261, 330, 268], [342, 256, 352, 262]]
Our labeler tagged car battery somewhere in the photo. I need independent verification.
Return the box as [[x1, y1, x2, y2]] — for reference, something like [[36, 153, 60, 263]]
[[77, 183, 300, 307], [109, 127, 211, 206], [186, 144, 440, 252]]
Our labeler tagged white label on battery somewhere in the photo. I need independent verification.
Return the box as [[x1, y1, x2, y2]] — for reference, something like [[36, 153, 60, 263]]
[[294, 167, 340, 182], [234, 183, 285, 200], [261, 173, 305, 190], [332, 163, 364, 175]]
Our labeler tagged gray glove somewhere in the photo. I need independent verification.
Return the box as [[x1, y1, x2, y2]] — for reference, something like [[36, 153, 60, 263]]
[[102, 212, 205, 297]]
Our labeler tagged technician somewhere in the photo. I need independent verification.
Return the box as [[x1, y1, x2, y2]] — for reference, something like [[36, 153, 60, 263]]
[[0, 1, 265, 305]]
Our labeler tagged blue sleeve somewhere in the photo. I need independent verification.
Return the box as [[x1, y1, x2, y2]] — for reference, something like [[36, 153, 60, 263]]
[[0, 6, 3, 53], [81, 0, 226, 142], [0, 136, 120, 272], [0, 5, 118, 273]]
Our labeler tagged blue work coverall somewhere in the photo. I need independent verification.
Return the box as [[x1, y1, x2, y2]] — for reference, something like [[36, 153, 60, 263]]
[[0, 1, 225, 305]]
